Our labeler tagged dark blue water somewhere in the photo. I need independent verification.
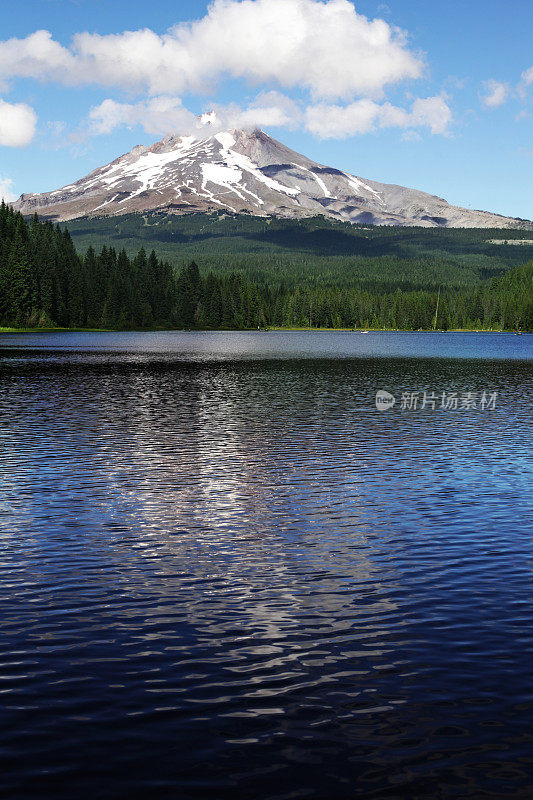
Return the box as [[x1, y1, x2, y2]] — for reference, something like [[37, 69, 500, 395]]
[[0, 332, 532, 800]]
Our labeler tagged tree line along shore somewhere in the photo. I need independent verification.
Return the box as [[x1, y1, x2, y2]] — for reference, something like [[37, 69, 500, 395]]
[[1, 203, 531, 332]]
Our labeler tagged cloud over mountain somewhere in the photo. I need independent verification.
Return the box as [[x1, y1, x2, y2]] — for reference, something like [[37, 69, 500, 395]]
[[88, 92, 302, 137], [88, 91, 451, 140], [0, 0, 423, 100], [0, 1, 451, 145], [305, 95, 451, 138]]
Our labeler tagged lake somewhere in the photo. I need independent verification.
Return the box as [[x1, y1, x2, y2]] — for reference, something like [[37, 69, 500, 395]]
[[0, 331, 532, 799]]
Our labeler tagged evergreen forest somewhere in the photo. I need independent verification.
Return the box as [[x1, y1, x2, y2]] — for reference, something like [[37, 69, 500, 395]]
[[1, 203, 531, 331]]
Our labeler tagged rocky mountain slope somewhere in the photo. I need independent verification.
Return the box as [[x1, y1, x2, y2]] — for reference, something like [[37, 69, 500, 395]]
[[13, 126, 529, 228]]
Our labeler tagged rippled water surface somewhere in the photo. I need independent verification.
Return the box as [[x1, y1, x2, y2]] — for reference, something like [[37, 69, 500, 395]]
[[1, 332, 532, 800]]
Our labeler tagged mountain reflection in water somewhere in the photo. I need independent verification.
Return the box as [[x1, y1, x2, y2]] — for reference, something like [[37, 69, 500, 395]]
[[0, 332, 532, 800]]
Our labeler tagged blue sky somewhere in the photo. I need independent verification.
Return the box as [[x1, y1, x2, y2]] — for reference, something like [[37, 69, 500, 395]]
[[0, 0, 532, 219]]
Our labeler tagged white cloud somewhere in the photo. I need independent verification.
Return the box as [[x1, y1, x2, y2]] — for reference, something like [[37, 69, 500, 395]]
[[0, 175, 16, 202], [305, 99, 381, 137], [0, 98, 37, 146], [518, 65, 533, 98], [88, 92, 302, 137], [0, 1, 424, 101], [481, 68, 533, 105], [304, 95, 452, 138], [521, 66, 533, 87], [88, 97, 197, 136], [481, 79, 509, 108], [212, 92, 303, 130], [0, 30, 73, 85], [410, 95, 452, 134], [88, 91, 451, 141]]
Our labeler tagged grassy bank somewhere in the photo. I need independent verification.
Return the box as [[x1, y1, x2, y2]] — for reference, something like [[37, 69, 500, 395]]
[[0, 327, 111, 333], [1, 326, 527, 334]]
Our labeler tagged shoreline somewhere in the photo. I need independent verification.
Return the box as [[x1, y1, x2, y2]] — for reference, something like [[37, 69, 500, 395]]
[[0, 327, 528, 335]]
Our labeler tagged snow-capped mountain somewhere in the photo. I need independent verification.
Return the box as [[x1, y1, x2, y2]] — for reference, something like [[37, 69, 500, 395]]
[[13, 126, 529, 228]]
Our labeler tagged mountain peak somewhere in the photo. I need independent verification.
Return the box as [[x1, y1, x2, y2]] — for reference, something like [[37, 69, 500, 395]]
[[12, 129, 529, 229]]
